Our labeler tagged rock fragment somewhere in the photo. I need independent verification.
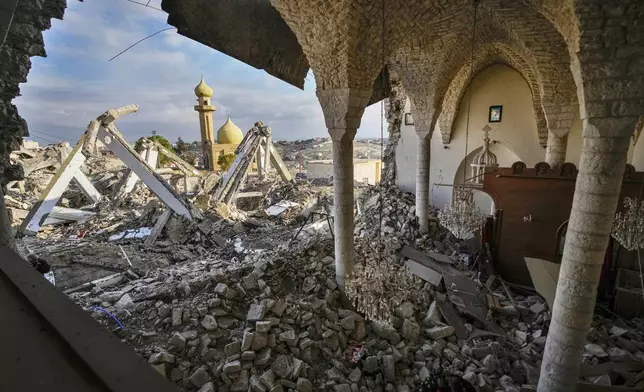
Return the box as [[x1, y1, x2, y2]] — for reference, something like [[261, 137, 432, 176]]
[[201, 315, 218, 330], [271, 355, 292, 379], [247, 304, 266, 321]]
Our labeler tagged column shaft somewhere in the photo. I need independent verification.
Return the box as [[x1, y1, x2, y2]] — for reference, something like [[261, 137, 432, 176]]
[[545, 132, 568, 168], [538, 135, 630, 392], [416, 135, 430, 231], [316, 87, 372, 289], [331, 131, 355, 289]]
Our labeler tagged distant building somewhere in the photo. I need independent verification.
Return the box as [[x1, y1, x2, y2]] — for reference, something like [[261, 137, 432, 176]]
[[22, 140, 40, 150], [307, 159, 382, 185]]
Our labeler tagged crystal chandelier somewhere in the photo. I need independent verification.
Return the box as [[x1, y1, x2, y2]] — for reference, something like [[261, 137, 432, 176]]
[[438, 186, 488, 240], [345, 238, 419, 322], [612, 197, 644, 251]]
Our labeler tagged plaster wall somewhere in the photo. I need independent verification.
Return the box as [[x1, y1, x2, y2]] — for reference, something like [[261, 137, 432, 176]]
[[628, 135, 644, 171], [395, 65, 548, 209], [394, 99, 418, 193]]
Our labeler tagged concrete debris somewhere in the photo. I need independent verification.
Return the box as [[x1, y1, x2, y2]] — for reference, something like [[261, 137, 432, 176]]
[[10, 140, 644, 392]]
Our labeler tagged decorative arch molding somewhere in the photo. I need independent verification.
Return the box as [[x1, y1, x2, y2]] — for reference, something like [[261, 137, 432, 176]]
[[477, 2, 579, 141], [392, 14, 537, 134], [437, 43, 549, 146], [392, 5, 576, 145]]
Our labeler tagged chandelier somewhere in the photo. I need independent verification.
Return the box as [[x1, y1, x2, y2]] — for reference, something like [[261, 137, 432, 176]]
[[612, 197, 644, 251], [438, 186, 488, 240], [345, 238, 419, 322]]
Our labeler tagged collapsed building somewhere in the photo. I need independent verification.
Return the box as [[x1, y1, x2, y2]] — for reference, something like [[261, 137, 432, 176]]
[[1, 1, 644, 392]]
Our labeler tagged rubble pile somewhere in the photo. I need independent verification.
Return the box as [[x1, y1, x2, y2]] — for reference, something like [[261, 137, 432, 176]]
[[355, 185, 460, 258], [73, 237, 644, 392], [12, 130, 644, 391], [5, 143, 137, 227]]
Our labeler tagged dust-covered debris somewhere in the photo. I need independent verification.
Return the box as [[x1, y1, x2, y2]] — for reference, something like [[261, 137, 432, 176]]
[[13, 134, 644, 391]]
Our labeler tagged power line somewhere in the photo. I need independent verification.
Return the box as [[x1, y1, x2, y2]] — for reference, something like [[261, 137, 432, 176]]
[[124, 0, 163, 12], [109, 27, 176, 61], [30, 129, 73, 140], [30, 129, 76, 143], [29, 131, 77, 147], [28, 133, 58, 145]]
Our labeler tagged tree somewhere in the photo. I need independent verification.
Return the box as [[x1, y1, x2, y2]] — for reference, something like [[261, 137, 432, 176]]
[[134, 134, 172, 166], [174, 137, 190, 158], [190, 140, 202, 151], [217, 153, 236, 171]]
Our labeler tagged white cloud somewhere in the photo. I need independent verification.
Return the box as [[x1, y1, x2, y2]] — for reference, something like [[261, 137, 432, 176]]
[[15, 0, 384, 145]]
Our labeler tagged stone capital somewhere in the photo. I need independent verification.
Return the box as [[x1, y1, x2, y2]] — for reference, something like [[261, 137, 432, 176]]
[[406, 97, 438, 141], [543, 104, 577, 138], [328, 128, 357, 143], [317, 88, 373, 130], [582, 116, 639, 139]]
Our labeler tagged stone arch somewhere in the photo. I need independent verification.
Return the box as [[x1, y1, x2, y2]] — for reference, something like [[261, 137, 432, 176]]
[[391, 6, 577, 143], [438, 43, 548, 146], [391, 12, 529, 133], [476, 2, 579, 136]]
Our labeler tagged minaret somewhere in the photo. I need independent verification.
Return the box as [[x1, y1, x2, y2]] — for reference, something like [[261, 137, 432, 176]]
[[194, 76, 216, 171]]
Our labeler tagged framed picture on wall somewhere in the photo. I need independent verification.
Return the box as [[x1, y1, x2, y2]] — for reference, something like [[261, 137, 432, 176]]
[[489, 105, 503, 122], [404, 113, 414, 125]]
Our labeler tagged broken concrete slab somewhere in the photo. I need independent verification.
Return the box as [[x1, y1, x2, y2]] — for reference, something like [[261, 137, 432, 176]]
[[524, 257, 560, 309]]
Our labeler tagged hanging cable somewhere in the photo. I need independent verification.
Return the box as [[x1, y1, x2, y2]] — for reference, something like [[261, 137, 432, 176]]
[[0, 0, 19, 53], [124, 0, 163, 12], [462, 0, 479, 185], [108, 27, 176, 61], [377, 0, 386, 266]]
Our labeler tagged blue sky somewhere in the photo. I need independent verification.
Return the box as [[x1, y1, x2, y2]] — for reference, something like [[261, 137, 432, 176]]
[[14, 0, 384, 145]]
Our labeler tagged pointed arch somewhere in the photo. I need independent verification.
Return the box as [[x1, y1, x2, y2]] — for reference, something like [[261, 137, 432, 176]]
[[438, 43, 548, 146]]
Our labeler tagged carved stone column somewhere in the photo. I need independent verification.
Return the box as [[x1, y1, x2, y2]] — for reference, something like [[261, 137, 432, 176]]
[[317, 88, 372, 289], [545, 132, 569, 168]]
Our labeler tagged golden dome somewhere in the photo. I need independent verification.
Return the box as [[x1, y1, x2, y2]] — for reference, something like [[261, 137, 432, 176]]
[[194, 76, 213, 98], [217, 116, 244, 144]]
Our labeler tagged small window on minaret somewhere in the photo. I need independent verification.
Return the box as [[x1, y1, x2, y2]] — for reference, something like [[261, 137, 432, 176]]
[[204, 99, 209, 105]]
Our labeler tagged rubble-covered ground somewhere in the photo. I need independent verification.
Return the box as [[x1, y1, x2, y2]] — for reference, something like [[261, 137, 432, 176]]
[[274, 138, 384, 172], [11, 142, 644, 392]]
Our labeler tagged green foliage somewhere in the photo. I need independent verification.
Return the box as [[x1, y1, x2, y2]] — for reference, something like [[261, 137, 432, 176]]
[[217, 153, 236, 171], [134, 134, 172, 166], [174, 137, 190, 157]]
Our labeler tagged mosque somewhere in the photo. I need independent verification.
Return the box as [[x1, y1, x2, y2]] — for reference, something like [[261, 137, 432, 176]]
[[193, 76, 244, 171]]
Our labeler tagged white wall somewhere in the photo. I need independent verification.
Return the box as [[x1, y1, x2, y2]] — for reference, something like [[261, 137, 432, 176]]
[[629, 134, 644, 170], [394, 64, 644, 209], [395, 98, 418, 193], [396, 64, 547, 209], [564, 117, 583, 166]]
